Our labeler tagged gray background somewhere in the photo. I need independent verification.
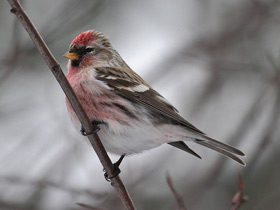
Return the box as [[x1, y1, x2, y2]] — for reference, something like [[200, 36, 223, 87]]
[[1, 0, 280, 209]]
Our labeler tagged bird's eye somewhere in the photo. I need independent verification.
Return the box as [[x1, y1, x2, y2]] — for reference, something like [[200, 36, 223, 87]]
[[85, 47, 94, 53]]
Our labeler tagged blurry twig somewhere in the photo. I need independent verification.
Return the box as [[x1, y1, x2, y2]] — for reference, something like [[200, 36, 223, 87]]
[[20, 0, 106, 55], [166, 173, 188, 210], [188, 82, 268, 203], [6, 1, 136, 210], [77, 203, 108, 210], [0, 0, 23, 85], [247, 54, 280, 169], [228, 174, 248, 210]]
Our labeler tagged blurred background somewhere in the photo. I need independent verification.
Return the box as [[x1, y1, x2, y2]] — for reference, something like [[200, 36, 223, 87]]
[[1, 0, 280, 209]]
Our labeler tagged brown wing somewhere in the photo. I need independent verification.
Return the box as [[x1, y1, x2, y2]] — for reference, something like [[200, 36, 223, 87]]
[[95, 67, 205, 135], [95, 67, 245, 165]]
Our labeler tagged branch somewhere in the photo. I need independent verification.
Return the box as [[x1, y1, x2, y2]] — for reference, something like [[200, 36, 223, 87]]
[[6, 1, 136, 209], [228, 174, 248, 210], [77, 203, 108, 210], [166, 173, 188, 210]]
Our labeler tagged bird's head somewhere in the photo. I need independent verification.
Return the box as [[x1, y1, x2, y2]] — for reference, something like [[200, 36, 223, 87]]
[[64, 30, 117, 68]]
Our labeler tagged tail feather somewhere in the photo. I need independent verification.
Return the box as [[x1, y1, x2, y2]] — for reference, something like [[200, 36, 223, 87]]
[[168, 141, 201, 159], [195, 140, 245, 165], [200, 134, 245, 156], [195, 136, 245, 166]]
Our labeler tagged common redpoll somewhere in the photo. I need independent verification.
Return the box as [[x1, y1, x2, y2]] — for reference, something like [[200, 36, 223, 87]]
[[64, 30, 245, 166]]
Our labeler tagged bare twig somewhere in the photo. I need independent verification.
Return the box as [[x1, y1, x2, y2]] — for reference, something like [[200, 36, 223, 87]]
[[77, 203, 108, 210], [166, 173, 188, 210], [6, 1, 136, 209], [228, 174, 248, 210]]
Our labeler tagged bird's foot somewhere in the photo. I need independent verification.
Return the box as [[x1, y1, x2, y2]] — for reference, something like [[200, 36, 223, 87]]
[[80, 121, 103, 136], [104, 154, 125, 182]]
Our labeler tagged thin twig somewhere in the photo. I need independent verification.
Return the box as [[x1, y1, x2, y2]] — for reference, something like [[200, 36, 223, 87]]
[[166, 173, 188, 210], [6, 1, 136, 209], [228, 174, 248, 210], [77, 203, 108, 210]]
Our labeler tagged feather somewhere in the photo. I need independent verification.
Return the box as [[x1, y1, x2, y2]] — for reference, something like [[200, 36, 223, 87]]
[[198, 135, 245, 156], [95, 67, 202, 132], [94, 66, 245, 164], [195, 140, 245, 165], [168, 141, 201, 159]]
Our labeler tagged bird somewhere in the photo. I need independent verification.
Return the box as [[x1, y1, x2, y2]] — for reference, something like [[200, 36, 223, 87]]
[[64, 30, 245, 175]]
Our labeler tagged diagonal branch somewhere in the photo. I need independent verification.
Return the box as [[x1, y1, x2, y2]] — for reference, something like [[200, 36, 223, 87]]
[[166, 173, 188, 210], [6, 0, 136, 209], [228, 174, 248, 210], [77, 202, 108, 210]]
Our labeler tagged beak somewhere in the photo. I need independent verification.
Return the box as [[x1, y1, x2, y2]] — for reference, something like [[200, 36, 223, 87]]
[[63, 52, 79, 61]]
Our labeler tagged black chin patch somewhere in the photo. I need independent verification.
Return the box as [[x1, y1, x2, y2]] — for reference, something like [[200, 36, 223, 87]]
[[71, 59, 81, 67]]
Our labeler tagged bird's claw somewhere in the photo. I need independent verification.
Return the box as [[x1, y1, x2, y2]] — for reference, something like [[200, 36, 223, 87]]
[[103, 154, 125, 182], [104, 166, 121, 182], [80, 122, 101, 136]]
